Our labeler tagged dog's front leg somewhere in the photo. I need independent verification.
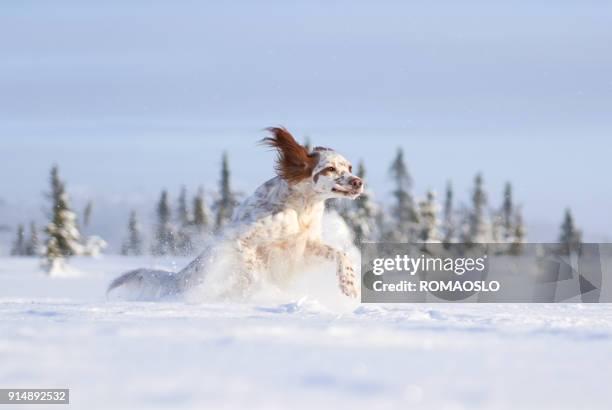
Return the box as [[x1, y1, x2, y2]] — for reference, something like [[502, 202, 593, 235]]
[[305, 241, 358, 298], [233, 236, 263, 292]]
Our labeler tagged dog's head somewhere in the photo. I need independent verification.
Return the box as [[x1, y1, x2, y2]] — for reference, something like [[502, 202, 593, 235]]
[[262, 127, 364, 200]]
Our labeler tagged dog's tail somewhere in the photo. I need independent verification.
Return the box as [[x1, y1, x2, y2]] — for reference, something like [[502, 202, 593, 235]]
[[107, 242, 224, 301], [107, 268, 183, 300]]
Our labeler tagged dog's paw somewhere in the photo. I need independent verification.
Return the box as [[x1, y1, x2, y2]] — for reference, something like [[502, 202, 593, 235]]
[[340, 280, 358, 298]]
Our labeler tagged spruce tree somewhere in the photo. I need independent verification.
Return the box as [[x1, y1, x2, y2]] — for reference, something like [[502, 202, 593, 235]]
[[151, 190, 176, 256], [419, 190, 440, 242], [442, 181, 455, 245], [192, 187, 209, 234], [215, 152, 237, 231], [10, 224, 25, 256], [176, 186, 193, 256], [559, 208, 581, 253], [464, 173, 489, 245], [303, 137, 312, 152], [121, 211, 143, 256], [509, 207, 525, 255], [24, 222, 39, 256], [338, 160, 378, 245], [177, 186, 190, 227], [388, 148, 418, 242], [490, 211, 503, 243], [43, 165, 83, 267], [502, 182, 513, 241]]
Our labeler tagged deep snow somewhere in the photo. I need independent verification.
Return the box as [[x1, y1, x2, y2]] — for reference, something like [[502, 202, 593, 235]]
[[1, 255, 612, 410]]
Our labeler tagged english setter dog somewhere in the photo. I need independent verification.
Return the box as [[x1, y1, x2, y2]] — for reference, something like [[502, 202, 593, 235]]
[[108, 127, 364, 299]]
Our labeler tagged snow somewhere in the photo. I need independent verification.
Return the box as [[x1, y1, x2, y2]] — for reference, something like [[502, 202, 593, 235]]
[[1, 256, 612, 410]]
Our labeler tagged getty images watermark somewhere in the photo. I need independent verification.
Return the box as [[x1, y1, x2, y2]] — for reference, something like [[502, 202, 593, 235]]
[[361, 243, 611, 303]]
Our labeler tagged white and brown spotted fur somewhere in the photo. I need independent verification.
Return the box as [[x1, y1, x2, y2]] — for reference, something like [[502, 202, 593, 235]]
[[108, 127, 364, 298]]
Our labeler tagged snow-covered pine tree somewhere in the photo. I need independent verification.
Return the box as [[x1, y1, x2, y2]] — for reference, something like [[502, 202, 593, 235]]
[[387, 148, 418, 242], [151, 190, 176, 256], [192, 187, 210, 234], [43, 165, 83, 270], [190, 187, 211, 250], [176, 186, 194, 256], [490, 210, 503, 243], [463, 173, 489, 245], [24, 222, 39, 256], [442, 181, 455, 246], [303, 137, 312, 152], [509, 207, 525, 255], [177, 186, 190, 227], [10, 224, 25, 256], [353, 160, 379, 242], [502, 182, 514, 241], [559, 208, 582, 253], [418, 190, 440, 243], [338, 160, 379, 245], [215, 152, 237, 231], [121, 211, 143, 256]]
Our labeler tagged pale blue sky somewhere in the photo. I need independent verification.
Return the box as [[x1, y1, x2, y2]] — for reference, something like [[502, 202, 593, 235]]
[[1, 0, 611, 248]]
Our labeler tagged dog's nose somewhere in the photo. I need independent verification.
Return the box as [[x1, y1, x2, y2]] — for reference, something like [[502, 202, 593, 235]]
[[350, 177, 363, 189]]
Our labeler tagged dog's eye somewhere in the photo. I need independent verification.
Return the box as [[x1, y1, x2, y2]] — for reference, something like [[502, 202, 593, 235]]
[[326, 167, 336, 173], [349, 165, 353, 173]]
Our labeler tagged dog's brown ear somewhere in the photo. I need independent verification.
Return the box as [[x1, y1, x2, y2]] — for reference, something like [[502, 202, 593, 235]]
[[262, 127, 318, 183]]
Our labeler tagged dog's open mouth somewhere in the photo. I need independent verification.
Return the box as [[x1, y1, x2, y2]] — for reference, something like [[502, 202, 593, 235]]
[[332, 186, 361, 197]]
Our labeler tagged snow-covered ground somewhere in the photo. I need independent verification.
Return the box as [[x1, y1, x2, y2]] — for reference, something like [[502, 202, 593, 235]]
[[1, 256, 611, 410]]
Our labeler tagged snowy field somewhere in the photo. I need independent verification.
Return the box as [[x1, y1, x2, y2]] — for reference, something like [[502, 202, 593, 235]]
[[1, 256, 611, 410]]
